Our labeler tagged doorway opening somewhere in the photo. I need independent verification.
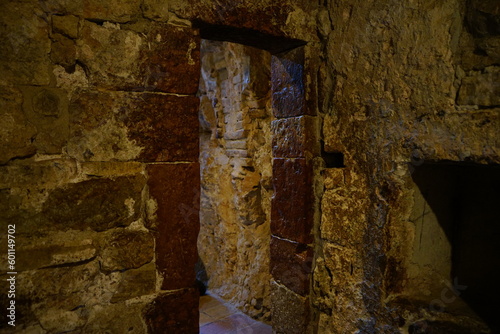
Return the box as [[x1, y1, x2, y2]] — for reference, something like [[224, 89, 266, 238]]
[[408, 162, 500, 332], [197, 38, 273, 325]]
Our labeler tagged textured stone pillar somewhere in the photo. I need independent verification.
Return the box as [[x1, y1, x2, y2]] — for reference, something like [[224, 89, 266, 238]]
[[270, 45, 318, 333]]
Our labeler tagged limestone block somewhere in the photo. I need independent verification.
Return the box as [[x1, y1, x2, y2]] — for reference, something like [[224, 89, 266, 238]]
[[0, 1, 51, 85], [68, 91, 199, 162], [140, 23, 200, 94], [270, 236, 312, 296], [50, 33, 77, 69], [42, 175, 146, 232], [271, 116, 319, 158], [9, 233, 96, 271], [78, 21, 200, 94], [83, 301, 147, 333], [144, 289, 199, 334], [18, 261, 100, 307], [271, 158, 314, 244], [320, 187, 367, 246], [0, 87, 37, 164], [21, 86, 70, 155], [457, 68, 500, 106], [271, 281, 310, 334], [99, 230, 154, 273], [0, 159, 78, 190], [78, 20, 144, 90], [82, 0, 142, 23], [141, 0, 169, 21], [52, 14, 80, 39], [147, 163, 200, 290], [111, 262, 156, 303]]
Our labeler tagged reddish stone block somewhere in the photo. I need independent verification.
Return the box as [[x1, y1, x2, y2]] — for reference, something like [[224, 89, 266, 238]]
[[272, 47, 310, 118], [69, 91, 199, 162], [144, 288, 199, 334], [78, 21, 199, 94], [272, 116, 319, 158], [124, 94, 199, 162], [270, 236, 313, 296], [141, 24, 200, 95], [271, 158, 314, 244], [147, 163, 200, 290]]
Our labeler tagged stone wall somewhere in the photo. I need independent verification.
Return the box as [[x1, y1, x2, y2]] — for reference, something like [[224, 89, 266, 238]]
[[198, 40, 273, 321], [0, 1, 200, 332], [2, 0, 497, 332], [315, 0, 500, 332]]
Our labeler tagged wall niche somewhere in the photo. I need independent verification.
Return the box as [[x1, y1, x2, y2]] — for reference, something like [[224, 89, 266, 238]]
[[404, 162, 500, 333]]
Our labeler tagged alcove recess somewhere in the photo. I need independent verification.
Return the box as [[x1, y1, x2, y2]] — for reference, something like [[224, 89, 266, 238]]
[[406, 162, 500, 332]]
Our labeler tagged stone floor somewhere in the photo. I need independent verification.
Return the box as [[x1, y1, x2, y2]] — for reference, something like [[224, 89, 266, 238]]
[[199, 293, 273, 334]]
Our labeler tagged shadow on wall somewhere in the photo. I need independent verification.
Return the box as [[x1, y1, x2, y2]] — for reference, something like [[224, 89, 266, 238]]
[[196, 256, 209, 296], [411, 162, 500, 333]]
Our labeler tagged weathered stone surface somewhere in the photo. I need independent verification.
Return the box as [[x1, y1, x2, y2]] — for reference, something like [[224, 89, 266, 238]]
[[0, 158, 78, 190], [21, 86, 70, 154], [457, 68, 500, 106], [83, 301, 147, 333], [147, 163, 200, 290], [271, 281, 310, 334], [68, 91, 199, 162], [52, 14, 80, 39], [99, 230, 154, 273], [0, 1, 51, 86], [5, 233, 97, 271], [81, 161, 144, 177], [198, 40, 273, 320], [42, 175, 145, 232], [320, 168, 369, 246], [82, 0, 142, 23], [50, 33, 77, 69], [272, 116, 319, 158], [78, 21, 200, 93], [171, 0, 317, 43], [141, 0, 169, 21], [270, 236, 312, 296], [140, 23, 200, 94], [0, 87, 37, 164], [111, 262, 156, 303], [313, 243, 367, 333], [271, 158, 314, 244], [144, 289, 199, 334], [271, 47, 307, 118], [18, 260, 100, 306]]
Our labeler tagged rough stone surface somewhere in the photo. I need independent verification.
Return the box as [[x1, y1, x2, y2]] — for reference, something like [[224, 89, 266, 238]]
[[272, 47, 308, 117], [78, 21, 200, 93], [271, 281, 310, 334], [147, 163, 200, 290], [69, 91, 199, 162], [272, 116, 319, 158], [144, 289, 199, 334], [21, 86, 70, 155], [111, 262, 156, 303], [42, 175, 145, 232], [0, 87, 37, 164], [0, 1, 51, 86], [198, 40, 273, 321], [83, 301, 148, 333], [457, 67, 500, 106], [99, 229, 154, 273], [271, 158, 314, 244], [315, 0, 500, 332], [270, 236, 312, 296]]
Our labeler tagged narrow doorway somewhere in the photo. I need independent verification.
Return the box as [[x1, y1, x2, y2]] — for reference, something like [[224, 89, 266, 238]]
[[197, 39, 273, 332]]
